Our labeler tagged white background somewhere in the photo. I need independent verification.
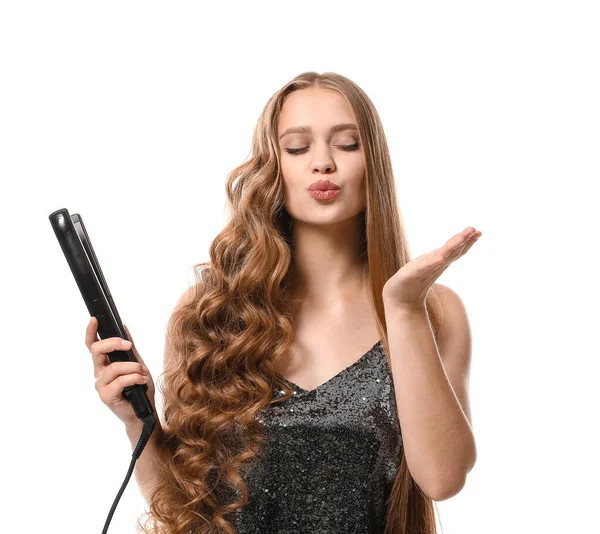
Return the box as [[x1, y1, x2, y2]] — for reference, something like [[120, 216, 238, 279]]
[[1, 1, 598, 532]]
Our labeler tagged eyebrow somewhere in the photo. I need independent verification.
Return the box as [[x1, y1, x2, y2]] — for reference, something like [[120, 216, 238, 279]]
[[278, 123, 359, 141]]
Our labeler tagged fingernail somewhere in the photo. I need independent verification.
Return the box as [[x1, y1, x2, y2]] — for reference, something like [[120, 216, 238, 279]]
[[121, 340, 132, 347]]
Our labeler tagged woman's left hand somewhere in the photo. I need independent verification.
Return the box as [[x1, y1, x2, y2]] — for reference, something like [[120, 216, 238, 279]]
[[382, 226, 482, 311]]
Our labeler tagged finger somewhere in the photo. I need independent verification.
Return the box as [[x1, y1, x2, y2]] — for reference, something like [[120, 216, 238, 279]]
[[90, 338, 133, 377], [85, 316, 99, 352], [457, 231, 481, 257], [87, 317, 119, 371], [123, 324, 138, 357], [98, 372, 151, 406], [86, 317, 125, 353], [444, 236, 474, 264], [447, 227, 476, 252], [444, 231, 468, 253], [95, 361, 149, 390], [123, 324, 146, 367], [123, 324, 134, 348]]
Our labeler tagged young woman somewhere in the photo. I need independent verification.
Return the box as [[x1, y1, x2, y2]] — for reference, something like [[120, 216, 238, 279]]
[[89, 71, 480, 534]]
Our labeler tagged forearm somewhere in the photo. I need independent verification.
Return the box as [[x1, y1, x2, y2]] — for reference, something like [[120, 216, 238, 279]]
[[126, 419, 166, 506], [383, 302, 476, 499]]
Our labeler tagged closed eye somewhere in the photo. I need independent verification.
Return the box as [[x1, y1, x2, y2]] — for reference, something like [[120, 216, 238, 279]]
[[284, 143, 361, 155]]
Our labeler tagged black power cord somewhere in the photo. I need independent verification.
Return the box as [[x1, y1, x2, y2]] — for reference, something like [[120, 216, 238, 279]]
[[102, 414, 157, 533]]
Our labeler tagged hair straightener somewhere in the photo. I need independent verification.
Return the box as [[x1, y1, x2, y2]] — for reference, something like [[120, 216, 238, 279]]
[[49, 208, 156, 533]]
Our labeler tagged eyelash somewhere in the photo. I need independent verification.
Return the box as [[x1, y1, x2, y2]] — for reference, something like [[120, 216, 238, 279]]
[[284, 143, 361, 155]]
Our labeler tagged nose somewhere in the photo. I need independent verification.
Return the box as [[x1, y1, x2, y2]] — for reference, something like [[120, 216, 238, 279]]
[[313, 161, 335, 174]]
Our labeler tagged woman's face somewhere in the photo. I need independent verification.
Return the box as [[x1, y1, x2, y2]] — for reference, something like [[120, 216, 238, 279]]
[[277, 87, 366, 225]]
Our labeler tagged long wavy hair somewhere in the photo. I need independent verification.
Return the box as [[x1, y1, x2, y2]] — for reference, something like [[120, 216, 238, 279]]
[[137, 71, 444, 534]]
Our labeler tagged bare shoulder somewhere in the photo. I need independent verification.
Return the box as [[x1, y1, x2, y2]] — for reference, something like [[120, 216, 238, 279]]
[[430, 282, 471, 345], [432, 283, 468, 319], [432, 281, 460, 300], [431, 282, 473, 426]]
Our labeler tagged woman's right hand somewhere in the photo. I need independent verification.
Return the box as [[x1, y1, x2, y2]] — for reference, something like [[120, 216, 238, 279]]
[[86, 316, 156, 428]]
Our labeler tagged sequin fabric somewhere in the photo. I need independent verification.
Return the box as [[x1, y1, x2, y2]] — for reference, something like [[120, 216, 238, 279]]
[[231, 340, 403, 534]]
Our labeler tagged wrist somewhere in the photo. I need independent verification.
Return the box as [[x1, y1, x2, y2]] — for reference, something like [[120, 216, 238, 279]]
[[125, 418, 164, 446], [125, 418, 143, 434], [383, 298, 427, 315]]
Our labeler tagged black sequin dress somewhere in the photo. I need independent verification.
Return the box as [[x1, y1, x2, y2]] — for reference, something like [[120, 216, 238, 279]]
[[232, 340, 403, 534]]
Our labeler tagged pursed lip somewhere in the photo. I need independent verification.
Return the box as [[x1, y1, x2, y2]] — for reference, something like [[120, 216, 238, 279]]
[[308, 179, 340, 191]]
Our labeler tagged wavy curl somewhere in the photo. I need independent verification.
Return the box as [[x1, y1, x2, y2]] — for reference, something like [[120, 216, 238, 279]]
[[136, 71, 444, 534]]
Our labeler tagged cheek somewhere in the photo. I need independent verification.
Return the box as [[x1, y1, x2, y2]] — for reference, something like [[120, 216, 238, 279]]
[[280, 162, 305, 196], [279, 172, 296, 206]]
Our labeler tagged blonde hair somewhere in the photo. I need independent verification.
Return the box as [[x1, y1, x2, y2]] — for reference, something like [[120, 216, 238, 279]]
[[137, 71, 443, 534]]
